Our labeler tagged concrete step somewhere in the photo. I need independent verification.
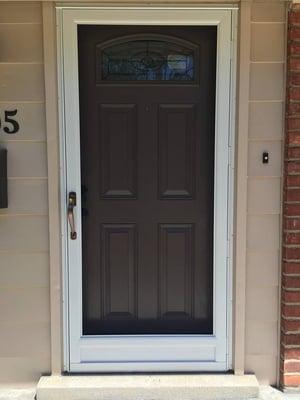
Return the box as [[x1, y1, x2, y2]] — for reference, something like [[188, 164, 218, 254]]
[[37, 374, 259, 400], [0, 388, 36, 400]]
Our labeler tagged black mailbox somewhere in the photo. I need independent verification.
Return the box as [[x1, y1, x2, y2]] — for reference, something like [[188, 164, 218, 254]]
[[0, 148, 8, 208]]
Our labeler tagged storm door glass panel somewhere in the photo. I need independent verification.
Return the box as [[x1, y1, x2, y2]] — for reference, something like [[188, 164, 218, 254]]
[[79, 25, 216, 336], [98, 37, 196, 82]]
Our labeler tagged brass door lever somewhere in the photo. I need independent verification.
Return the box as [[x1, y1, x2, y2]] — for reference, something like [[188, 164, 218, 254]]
[[68, 192, 77, 240]]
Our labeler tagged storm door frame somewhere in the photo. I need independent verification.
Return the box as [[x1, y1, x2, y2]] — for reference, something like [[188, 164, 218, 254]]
[[56, 5, 237, 373]]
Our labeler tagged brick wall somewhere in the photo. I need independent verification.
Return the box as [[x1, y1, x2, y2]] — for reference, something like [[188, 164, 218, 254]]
[[282, 4, 300, 389]]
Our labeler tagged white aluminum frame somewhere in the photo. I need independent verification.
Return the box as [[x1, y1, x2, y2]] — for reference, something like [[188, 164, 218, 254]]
[[56, 5, 237, 373]]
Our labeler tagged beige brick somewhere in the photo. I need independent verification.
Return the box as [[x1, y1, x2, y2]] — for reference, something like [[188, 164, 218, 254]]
[[246, 285, 279, 322], [0, 321, 50, 357], [0, 24, 43, 63], [0, 216, 49, 252], [246, 250, 280, 287], [0, 252, 49, 288], [251, 2, 286, 22], [245, 355, 278, 385], [245, 320, 278, 356], [247, 215, 280, 251], [0, 287, 50, 324], [2, 142, 47, 178], [0, 3, 42, 23], [0, 64, 44, 102], [0, 179, 48, 215], [250, 63, 284, 101], [249, 102, 284, 140], [0, 356, 49, 384], [247, 178, 281, 214], [251, 23, 285, 62]]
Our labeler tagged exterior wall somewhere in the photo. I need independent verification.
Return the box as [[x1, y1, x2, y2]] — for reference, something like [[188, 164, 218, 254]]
[[0, 1, 51, 385], [244, 0, 286, 385], [281, 2, 300, 389], [0, 0, 288, 388]]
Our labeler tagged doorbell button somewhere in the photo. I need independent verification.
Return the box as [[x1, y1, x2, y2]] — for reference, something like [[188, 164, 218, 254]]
[[262, 152, 269, 164]]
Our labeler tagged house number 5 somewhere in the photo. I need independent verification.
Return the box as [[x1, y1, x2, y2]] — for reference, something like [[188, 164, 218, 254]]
[[0, 110, 20, 134]]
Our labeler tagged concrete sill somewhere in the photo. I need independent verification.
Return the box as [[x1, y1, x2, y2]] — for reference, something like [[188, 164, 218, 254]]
[[37, 373, 259, 400]]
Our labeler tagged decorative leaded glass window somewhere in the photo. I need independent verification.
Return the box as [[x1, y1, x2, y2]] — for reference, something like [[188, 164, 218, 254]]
[[96, 35, 198, 82]]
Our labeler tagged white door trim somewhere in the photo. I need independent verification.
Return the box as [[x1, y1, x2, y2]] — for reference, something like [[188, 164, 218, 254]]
[[56, 5, 237, 373]]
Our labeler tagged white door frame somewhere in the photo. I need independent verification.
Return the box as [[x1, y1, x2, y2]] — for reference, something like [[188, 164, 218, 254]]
[[56, 5, 237, 373]]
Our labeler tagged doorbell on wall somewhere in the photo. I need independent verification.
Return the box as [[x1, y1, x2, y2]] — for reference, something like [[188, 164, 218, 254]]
[[262, 151, 269, 164]]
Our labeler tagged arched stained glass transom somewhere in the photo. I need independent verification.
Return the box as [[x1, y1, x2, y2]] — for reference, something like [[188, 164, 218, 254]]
[[97, 35, 198, 82]]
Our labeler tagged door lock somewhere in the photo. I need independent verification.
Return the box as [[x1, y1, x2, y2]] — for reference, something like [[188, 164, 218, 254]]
[[68, 192, 77, 240]]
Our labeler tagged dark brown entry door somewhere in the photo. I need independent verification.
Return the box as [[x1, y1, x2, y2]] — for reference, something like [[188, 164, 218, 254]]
[[78, 26, 216, 335]]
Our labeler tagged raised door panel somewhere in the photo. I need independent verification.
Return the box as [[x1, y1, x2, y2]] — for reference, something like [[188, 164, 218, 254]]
[[159, 224, 195, 319], [99, 104, 137, 199], [101, 224, 137, 320], [158, 104, 196, 199]]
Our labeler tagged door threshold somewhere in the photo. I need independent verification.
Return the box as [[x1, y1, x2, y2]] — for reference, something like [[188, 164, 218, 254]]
[[36, 373, 259, 400]]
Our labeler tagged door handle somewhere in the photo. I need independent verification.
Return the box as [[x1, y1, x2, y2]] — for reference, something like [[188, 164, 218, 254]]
[[68, 191, 77, 240]]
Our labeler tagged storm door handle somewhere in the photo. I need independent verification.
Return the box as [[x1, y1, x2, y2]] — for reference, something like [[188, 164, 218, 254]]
[[68, 191, 77, 240]]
